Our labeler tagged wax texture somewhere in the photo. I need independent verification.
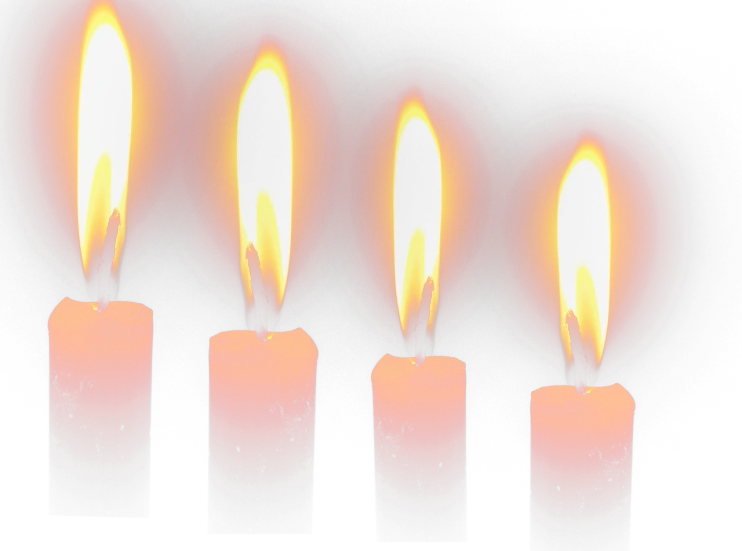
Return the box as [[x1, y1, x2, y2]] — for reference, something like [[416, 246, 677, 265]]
[[371, 354, 466, 542], [530, 384, 635, 551], [49, 297, 153, 517], [209, 328, 317, 533]]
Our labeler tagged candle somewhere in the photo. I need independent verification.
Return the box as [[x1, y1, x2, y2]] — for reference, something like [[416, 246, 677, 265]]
[[209, 328, 317, 533], [208, 49, 318, 533], [530, 144, 634, 550], [49, 6, 152, 517], [49, 298, 152, 517], [530, 384, 634, 551], [372, 101, 466, 542], [372, 353, 466, 542]]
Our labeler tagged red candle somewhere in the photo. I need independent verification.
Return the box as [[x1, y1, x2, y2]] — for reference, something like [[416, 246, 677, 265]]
[[208, 48, 317, 532], [49, 6, 151, 517], [372, 100, 466, 541], [530, 143, 634, 549]]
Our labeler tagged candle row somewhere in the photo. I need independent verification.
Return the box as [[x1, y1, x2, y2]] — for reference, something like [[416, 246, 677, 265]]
[[49, 295, 634, 548], [49, 298, 466, 522], [48, 6, 635, 548]]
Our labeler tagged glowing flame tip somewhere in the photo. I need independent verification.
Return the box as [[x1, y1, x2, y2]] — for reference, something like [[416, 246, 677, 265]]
[[77, 5, 132, 278], [237, 49, 293, 310], [558, 143, 611, 366], [394, 100, 442, 336]]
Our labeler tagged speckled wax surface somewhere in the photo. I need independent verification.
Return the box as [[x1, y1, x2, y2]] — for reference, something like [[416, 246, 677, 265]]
[[49, 298, 153, 497], [371, 354, 466, 524], [530, 384, 635, 551], [209, 329, 318, 515]]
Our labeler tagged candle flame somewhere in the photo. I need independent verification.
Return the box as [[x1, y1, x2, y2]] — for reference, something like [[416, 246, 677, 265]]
[[237, 49, 292, 306], [558, 143, 611, 364], [77, 5, 132, 277], [394, 100, 442, 336]]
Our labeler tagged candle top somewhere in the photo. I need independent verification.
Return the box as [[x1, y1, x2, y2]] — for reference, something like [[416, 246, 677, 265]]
[[50, 297, 152, 332], [209, 328, 317, 360], [371, 354, 466, 381], [531, 383, 634, 409]]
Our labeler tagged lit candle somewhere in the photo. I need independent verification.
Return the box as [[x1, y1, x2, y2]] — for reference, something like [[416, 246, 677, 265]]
[[530, 144, 634, 551], [372, 100, 466, 542], [49, 6, 152, 517], [208, 49, 318, 534]]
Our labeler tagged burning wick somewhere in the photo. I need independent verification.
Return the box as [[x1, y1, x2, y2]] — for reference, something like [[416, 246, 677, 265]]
[[96, 209, 120, 313], [565, 309, 588, 395], [414, 277, 434, 366], [245, 243, 269, 342]]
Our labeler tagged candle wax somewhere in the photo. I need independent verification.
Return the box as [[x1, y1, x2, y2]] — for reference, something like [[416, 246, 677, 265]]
[[209, 328, 317, 533], [49, 297, 153, 517], [530, 384, 635, 551], [371, 354, 466, 541]]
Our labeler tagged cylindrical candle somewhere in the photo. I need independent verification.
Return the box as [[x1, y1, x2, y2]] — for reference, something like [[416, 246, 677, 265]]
[[209, 328, 317, 533], [530, 384, 635, 551], [371, 354, 466, 541], [49, 297, 152, 516]]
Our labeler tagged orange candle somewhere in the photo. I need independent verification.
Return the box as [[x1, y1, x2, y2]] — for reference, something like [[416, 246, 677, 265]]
[[530, 144, 635, 549], [209, 329, 317, 533], [371, 100, 466, 541], [372, 354, 466, 541], [530, 385, 634, 551], [49, 299, 152, 516], [208, 49, 317, 532], [49, 6, 151, 517]]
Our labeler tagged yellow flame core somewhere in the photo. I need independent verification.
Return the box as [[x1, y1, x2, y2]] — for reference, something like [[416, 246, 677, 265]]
[[393, 102, 442, 335], [78, 6, 132, 276], [237, 52, 292, 306], [558, 144, 611, 364]]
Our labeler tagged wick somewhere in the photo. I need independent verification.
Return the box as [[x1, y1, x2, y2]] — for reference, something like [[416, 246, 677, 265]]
[[245, 243, 269, 342], [96, 209, 120, 313], [414, 277, 434, 366], [565, 309, 588, 395]]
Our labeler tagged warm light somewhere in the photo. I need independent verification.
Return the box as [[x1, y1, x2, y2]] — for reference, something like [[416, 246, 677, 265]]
[[558, 144, 611, 364], [77, 5, 132, 276], [237, 50, 292, 306], [393, 101, 442, 335]]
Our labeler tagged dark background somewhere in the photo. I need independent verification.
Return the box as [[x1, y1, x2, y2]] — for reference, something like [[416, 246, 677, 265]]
[[0, 0, 739, 548]]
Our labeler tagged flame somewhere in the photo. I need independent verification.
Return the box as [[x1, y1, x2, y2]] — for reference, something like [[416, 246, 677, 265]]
[[77, 5, 132, 276], [393, 100, 442, 335], [558, 143, 611, 364], [237, 50, 292, 306]]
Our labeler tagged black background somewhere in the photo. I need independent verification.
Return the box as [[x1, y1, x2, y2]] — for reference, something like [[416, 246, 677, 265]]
[[0, 1, 739, 546]]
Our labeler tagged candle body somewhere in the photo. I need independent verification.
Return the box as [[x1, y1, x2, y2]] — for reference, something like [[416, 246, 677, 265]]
[[209, 328, 317, 533], [371, 354, 466, 541], [49, 297, 153, 517], [530, 384, 635, 551]]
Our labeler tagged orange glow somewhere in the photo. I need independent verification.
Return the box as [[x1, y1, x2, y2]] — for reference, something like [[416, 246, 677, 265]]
[[237, 50, 292, 306], [77, 5, 132, 276], [558, 144, 611, 363], [394, 101, 442, 335]]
